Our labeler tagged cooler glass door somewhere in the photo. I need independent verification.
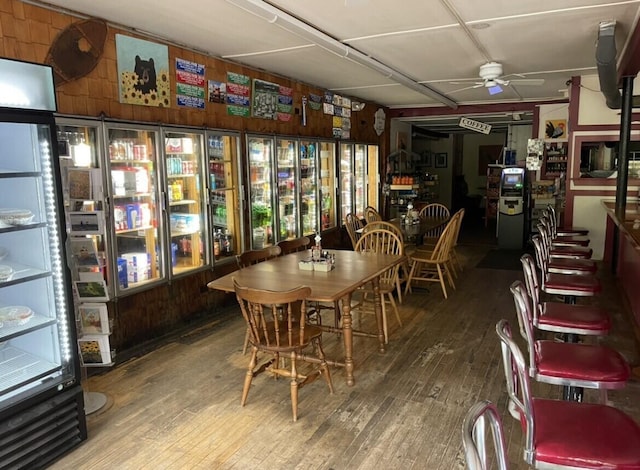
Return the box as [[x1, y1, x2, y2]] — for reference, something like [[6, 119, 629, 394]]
[[275, 137, 298, 241], [299, 139, 317, 236], [318, 140, 336, 231], [247, 136, 275, 248], [339, 142, 353, 223]]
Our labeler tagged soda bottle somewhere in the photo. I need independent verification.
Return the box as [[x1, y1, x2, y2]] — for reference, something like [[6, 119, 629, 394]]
[[214, 230, 221, 257]]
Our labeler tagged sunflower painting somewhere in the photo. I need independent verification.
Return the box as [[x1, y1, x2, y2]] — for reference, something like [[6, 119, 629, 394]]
[[116, 34, 170, 107]]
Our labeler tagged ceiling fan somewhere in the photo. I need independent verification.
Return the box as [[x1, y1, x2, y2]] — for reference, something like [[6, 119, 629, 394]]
[[450, 62, 545, 94]]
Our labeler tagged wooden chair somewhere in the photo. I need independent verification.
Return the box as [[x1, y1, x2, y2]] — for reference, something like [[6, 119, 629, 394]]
[[354, 228, 403, 343], [236, 245, 282, 268], [363, 220, 409, 303], [449, 208, 465, 275], [418, 203, 450, 245], [277, 236, 311, 255], [364, 205, 382, 223], [496, 318, 640, 469], [233, 279, 334, 422], [404, 212, 458, 299], [462, 400, 509, 470], [237, 245, 283, 354], [344, 212, 364, 249]]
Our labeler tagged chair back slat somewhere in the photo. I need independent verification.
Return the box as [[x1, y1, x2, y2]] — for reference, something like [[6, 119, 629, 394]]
[[429, 212, 458, 262], [278, 236, 311, 255], [234, 279, 312, 348], [462, 400, 510, 470], [419, 203, 450, 238], [364, 206, 382, 223], [344, 213, 364, 249], [362, 220, 404, 242], [237, 246, 282, 268], [354, 228, 402, 284]]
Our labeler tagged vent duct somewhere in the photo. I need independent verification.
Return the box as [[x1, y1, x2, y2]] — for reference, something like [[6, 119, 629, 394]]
[[596, 20, 622, 109]]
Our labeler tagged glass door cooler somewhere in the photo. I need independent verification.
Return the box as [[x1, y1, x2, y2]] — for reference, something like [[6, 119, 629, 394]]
[[275, 137, 298, 241], [299, 139, 317, 236], [318, 140, 337, 231], [163, 128, 207, 277], [247, 135, 275, 249], [207, 131, 242, 264], [105, 124, 164, 295], [339, 142, 379, 221], [0, 58, 86, 466]]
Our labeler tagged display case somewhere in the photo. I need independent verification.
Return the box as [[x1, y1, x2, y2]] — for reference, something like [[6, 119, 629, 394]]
[[318, 141, 337, 231], [208, 131, 242, 264], [299, 139, 317, 235], [485, 164, 503, 226], [276, 137, 299, 241], [247, 135, 275, 248], [106, 124, 164, 295], [0, 58, 86, 466], [339, 142, 379, 222], [163, 129, 207, 277]]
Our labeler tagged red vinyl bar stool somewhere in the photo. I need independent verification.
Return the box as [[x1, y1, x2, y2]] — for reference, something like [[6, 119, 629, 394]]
[[520, 254, 610, 336], [462, 400, 509, 470], [537, 223, 593, 259], [496, 319, 640, 470], [510, 282, 628, 402], [532, 235, 597, 276], [539, 215, 590, 247], [547, 204, 589, 237]]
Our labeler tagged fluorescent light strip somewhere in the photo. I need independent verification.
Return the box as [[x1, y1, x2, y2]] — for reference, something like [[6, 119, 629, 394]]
[[226, 0, 458, 109]]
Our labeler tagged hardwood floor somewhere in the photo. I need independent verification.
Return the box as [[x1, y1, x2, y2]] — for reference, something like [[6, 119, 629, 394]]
[[51, 239, 640, 470]]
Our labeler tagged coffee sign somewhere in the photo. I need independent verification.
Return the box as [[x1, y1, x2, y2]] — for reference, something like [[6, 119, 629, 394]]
[[459, 117, 491, 134]]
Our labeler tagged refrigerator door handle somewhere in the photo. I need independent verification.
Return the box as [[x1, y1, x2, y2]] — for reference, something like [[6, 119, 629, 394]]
[[160, 192, 167, 212]]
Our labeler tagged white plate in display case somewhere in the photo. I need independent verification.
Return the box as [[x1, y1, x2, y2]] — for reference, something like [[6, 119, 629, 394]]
[[0, 305, 34, 327], [0, 208, 35, 226], [0, 265, 13, 282]]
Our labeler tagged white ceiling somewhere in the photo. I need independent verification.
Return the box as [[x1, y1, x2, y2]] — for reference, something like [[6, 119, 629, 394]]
[[37, 0, 640, 132]]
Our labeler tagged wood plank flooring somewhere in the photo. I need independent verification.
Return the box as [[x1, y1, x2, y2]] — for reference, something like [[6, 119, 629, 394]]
[[50, 242, 640, 470]]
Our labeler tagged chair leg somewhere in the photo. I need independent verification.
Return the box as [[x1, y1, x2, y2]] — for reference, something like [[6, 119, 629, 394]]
[[404, 260, 418, 296], [388, 292, 402, 329], [380, 293, 389, 344], [241, 348, 258, 406], [242, 327, 250, 355], [444, 262, 456, 290], [290, 352, 298, 422], [313, 338, 334, 394], [436, 264, 448, 299]]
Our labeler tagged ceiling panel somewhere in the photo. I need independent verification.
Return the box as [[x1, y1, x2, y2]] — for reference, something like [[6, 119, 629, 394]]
[[38, 0, 640, 130]]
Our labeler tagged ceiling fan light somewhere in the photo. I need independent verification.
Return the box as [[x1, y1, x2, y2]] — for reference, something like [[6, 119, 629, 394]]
[[488, 84, 503, 95]]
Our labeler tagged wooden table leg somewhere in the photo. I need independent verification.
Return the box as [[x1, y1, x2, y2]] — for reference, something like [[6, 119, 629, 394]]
[[341, 291, 355, 386], [372, 277, 386, 353]]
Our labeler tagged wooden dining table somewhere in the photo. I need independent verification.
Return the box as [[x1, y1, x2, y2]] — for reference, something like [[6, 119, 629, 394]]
[[207, 249, 405, 386]]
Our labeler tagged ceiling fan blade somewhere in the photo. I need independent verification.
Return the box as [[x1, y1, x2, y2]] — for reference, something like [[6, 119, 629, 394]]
[[450, 83, 485, 93], [509, 78, 545, 86]]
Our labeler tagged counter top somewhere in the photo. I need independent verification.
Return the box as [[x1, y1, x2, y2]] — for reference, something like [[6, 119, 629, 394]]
[[602, 200, 640, 249]]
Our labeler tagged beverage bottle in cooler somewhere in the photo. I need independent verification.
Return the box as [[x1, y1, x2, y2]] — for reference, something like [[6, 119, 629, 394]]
[[223, 229, 232, 255], [214, 230, 221, 257]]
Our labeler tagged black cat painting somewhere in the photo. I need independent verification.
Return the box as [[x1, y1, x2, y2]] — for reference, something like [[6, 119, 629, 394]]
[[133, 55, 157, 94]]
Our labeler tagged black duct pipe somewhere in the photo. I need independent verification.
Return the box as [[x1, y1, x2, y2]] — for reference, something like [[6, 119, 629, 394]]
[[596, 20, 622, 109]]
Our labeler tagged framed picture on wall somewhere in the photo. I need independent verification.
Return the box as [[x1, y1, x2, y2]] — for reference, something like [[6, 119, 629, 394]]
[[435, 152, 447, 168]]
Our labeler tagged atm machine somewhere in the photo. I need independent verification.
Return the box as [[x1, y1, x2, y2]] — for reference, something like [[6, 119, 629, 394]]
[[497, 167, 526, 249]]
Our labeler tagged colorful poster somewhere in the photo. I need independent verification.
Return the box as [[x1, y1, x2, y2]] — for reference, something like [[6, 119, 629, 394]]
[[115, 34, 170, 107], [252, 79, 279, 120], [175, 58, 205, 109], [309, 93, 322, 111], [277, 85, 293, 121], [227, 72, 251, 117], [208, 80, 226, 103]]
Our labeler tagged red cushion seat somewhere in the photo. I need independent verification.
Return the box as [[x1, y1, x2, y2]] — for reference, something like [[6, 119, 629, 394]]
[[540, 302, 610, 334], [551, 234, 590, 247], [532, 398, 640, 469], [544, 273, 601, 296], [549, 245, 593, 259], [547, 257, 597, 275], [535, 340, 630, 384], [556, 226, 589, 237]]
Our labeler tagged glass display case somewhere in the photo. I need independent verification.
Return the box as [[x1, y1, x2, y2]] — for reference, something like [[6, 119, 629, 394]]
[[106, 124, 164, 295], [276, 137, 299, 241], [318, 141, 337, 231], [299, 139, 318, 235], [207, 131, 242, 263], [339, 142, 379, 222], [247, 135, 275, 248], [0, 58, 86, 465], [163, 129, 207, 276]]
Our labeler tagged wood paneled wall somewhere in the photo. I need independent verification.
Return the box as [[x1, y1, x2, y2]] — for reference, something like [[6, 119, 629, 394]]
[[0, 0, 389, 355]]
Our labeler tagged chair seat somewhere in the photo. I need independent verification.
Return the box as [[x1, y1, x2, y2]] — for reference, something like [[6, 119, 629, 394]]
[[549, 245, 593, 259], [543, 273, 601, 296], [556, 226, 589, 237], [540, 302, 610, 334], [551, 235, 590, 247], [532, 398, 640, 468], [547, 257, 597, 275], [535, 341, 630, 384]]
